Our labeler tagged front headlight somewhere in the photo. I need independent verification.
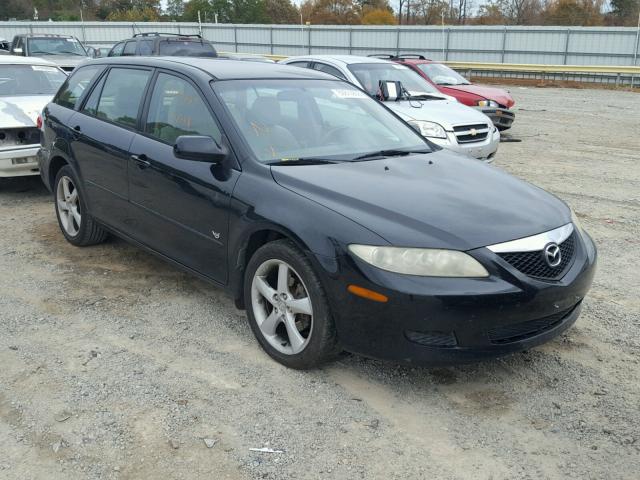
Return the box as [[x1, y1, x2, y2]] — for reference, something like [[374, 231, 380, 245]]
[[477, 99, 499, 108], [570, 208, 584, 234], [407, 120, 447, 139], [348, 245, 489, 277]]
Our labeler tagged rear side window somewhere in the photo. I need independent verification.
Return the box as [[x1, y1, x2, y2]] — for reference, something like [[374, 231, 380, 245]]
[[287, 61, 310, 69], [138, 40, 154, 56], [158, 40, 217, 57], [54, 65, 102, 109], [95, 68, 151, 128], [145, 73, 221, 145], [109, 42, 124, 57], [123, 41, 137, 56], [313, 63, 346, 80]]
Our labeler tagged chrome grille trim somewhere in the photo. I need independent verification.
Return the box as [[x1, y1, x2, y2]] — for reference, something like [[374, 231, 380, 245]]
[[486, 223, 574, 253]]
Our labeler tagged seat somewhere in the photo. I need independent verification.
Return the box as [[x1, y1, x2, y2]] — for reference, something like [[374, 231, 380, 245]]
[[245, 96, 299, 159]]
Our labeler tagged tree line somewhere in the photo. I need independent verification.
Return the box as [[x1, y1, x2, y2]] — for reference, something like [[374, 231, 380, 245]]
[[1, 0, 638, 26]]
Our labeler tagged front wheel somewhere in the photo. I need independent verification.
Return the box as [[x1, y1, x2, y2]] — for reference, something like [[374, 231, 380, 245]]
[[244, 240, 339, 369]]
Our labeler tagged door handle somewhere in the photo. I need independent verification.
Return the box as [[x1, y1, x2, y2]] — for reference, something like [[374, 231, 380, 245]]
[[71, 125, 81, 138], [130, 154, 151, 169]]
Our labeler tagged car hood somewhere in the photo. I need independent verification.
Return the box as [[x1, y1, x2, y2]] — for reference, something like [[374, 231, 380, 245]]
[[386, 99, 493, 130], [441, 84, 515, 108], [271, 151, 570, 251], [0, 95, 51, 128], [32, 55, 88, 69]]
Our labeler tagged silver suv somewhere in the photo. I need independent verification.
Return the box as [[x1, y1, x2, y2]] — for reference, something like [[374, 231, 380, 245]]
[[281, 55, 500, 161]]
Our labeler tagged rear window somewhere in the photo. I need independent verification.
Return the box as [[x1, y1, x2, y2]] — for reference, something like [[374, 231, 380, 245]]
[[0, 64, 66, 96], [54, 65, 102, 109], [158, 40, 217, 57]]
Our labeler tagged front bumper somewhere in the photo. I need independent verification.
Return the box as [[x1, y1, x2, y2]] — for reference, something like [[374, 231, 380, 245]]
[[0, 145, 41, 178], [476, 107, 515, 131], [430, 126, 500, 162], [321, 230, 596, 366]]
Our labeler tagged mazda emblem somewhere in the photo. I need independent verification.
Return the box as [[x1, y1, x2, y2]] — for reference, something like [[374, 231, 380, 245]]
[[543, 243, 562, 267]]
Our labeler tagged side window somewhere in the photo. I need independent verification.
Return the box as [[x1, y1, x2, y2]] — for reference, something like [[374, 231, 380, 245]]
[[54, 65, 102, 109], [123, 41, 137, 56], [81, 75, 106, 117], [313, 63, 346, 80], [287, 61, 310, 69], [109, 42, 124, 57], [145, 73, 221, 145], [95, 68, 151, 128], [138, 40, 154, 56]]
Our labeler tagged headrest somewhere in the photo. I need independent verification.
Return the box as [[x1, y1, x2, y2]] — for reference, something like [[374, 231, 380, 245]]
[[247, 96, 280, 126]]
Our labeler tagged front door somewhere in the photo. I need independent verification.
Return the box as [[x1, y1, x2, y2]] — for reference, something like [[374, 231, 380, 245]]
[[127, 71, 239, 284], [71, 66, 152, 229]]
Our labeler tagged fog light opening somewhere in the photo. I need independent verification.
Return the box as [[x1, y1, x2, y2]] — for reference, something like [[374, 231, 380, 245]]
[[347, 285, 388, 303]]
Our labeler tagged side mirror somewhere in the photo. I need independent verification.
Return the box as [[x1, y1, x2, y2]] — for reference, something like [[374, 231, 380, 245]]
[[13, 47, 23, 55], [174, 135, 227, 163], [378, 80, 403, 101]]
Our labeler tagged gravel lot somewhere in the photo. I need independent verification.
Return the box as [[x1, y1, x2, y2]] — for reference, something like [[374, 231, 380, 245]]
[[1, 86, 639, 480]]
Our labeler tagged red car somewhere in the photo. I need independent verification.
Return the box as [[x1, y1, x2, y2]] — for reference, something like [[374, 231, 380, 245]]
[[375, 55, 516, 131]]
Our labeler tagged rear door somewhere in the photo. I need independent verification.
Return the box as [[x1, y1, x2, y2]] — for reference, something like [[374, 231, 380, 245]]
[[71, 66, 153, 229], [127, 70, 240, 283]]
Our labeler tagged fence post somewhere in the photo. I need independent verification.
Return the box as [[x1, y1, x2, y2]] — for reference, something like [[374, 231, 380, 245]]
[[563, 28, 571, 65], [234, 25, 238, 52], [349, 27, 353, 55], [445, 28, 450, 61], [29, 23, 34, 35], [308, 26, 311, 54], [396, 27, 400, 56], [270, 26, 273, 54], [501, 27, 507, 63]]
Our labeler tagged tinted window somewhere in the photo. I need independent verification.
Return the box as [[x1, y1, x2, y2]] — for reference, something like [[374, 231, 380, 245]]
[[313, 63, 346, 80], [109, 42, 124, 57], [54, 65, 101, 109], [138, 40, 154, 56], [287, 61, 310, 68], [123, 41, 137, 56], [0, 64, 66, 96], [145, 73, 221, 145], [95, 68, 151, 128], [81, 75, 106, 116], [158, 40, 217, 57]]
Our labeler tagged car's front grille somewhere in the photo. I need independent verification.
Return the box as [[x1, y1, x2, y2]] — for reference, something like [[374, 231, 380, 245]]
[[0, 127, 40, 148], [487, 303, 579, 344], [498, 232, 575, 280], [453, 123, 490, 144], [405, 330, 458, 348]]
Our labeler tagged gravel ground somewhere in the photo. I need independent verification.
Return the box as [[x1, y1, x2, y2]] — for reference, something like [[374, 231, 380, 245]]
[[1, 86, 639, 480]]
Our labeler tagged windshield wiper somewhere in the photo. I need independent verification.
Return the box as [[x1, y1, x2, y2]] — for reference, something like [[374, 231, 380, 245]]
[[267, 158, 339, 166], [403, 93, 443, 101], [58, 51, 84, 56], [352, 149, 430, 161]]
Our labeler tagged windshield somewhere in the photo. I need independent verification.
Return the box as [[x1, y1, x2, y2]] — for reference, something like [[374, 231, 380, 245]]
[[213, 79, 430, 163], [159, 40, 217, 57], [417, 63, 470, 85], [0, 64, 66, 96], [27, 37, 87, 56], [348, 63, 440, 97]]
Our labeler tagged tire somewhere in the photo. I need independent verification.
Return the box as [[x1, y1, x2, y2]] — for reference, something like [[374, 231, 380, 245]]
[[244, 239, 339, 369], [54, 165, 108, 247]]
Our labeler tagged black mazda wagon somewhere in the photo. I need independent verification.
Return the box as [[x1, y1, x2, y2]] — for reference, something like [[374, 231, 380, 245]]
[[39, 57, 597, 368]]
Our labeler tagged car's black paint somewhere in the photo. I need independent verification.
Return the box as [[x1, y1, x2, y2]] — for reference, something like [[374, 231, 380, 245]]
[[39, 57, 596, 365]]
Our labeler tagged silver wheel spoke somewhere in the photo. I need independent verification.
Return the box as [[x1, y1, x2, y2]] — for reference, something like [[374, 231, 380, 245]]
[[259, 310, 281, 337], [70, 206, 81, 225], [284, 313, 306, 353], [255, 276, 277, 305], [287, 296, 312, 316], [57, 199, 69, 212], [62, 177, 72, 198], [68, 189, 78, 203], [277, 263, 290, 294]]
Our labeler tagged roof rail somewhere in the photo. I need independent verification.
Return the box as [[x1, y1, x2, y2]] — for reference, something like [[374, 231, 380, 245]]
[[396, 54, 430, 60], [367, 54, 395, 59], [133, 32, 202, 38]]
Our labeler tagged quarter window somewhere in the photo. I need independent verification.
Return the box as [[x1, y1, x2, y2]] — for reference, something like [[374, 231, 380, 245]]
[[138, 40, 154, 56], [54, 65, 102, 109], [123, 41, 137, 56], [95, 68, 151, 128], [313, 63, 346, 80], [145, 73, 221, 145]]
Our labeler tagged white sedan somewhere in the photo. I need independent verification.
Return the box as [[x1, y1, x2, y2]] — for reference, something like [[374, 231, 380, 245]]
[[0, 56, 66, 178]]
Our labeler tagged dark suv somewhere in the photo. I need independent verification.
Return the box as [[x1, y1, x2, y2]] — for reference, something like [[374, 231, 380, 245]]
[[108, 33, 217, 58], [39, 57, 595, 369]]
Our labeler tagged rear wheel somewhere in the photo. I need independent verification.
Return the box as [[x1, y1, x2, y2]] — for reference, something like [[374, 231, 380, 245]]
[[54, 165, 108, 246], [244, 239, 339, 369]]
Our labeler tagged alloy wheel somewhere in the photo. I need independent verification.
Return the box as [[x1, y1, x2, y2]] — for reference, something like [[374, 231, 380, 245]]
[[56, 176, 81, 237], [251, 259, 313, 355]]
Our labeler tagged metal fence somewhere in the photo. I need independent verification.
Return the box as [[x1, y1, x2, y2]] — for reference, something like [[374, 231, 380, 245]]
[[1, 21, 639, 67]]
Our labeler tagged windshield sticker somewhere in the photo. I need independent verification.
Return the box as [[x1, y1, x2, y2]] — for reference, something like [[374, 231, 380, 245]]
[[32, 65, 59, 72], [331, 89, 368, 99]]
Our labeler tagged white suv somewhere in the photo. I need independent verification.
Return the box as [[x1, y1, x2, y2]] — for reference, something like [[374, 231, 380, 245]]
[[281, 55, 500, 161]]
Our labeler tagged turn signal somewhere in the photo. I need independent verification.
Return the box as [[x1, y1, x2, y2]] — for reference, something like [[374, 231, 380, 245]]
[[36, 114, 43, 130], [347, 285, 388, 303]]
